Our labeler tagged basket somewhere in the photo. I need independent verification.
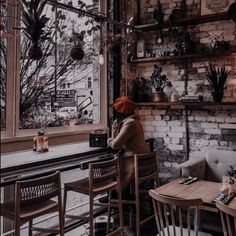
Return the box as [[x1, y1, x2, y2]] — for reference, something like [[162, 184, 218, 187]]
[[89, 130, 108, 148]]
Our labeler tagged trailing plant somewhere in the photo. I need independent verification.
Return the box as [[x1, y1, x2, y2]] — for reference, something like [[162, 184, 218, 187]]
[[205, 64, 231, 102], [21, 0, 50, 60]]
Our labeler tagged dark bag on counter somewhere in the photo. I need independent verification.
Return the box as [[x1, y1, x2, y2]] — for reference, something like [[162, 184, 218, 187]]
[[89, 130, 108, 147]]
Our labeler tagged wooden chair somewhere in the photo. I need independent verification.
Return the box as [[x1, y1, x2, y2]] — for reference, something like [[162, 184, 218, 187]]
[[63, 157, 124, 236], [216, 201, 236, 236], [0, 171, 64, 236], [149, 191, 212, 236], [112, 152, 159, 236]]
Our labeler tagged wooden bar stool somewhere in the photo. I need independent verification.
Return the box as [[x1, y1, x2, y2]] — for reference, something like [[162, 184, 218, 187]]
[[0, 171, 64, 236], [112, 151, 159, 236], [63, 157, 124, 236]]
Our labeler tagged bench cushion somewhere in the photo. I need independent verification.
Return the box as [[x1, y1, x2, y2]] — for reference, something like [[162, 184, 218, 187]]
[[206, 150, 236, 182]]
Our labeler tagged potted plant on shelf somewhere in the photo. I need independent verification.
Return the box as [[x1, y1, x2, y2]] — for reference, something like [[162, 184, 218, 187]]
[[21, 0, 50, 60], [205, 64, 231, 102], [150, 64, 171, 102], [70, 30, 85, 61]]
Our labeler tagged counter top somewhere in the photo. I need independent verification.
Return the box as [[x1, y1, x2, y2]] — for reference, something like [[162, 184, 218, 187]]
[[1, 142, 107, 172]]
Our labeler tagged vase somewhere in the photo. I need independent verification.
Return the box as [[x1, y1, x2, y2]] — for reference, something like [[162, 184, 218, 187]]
[[212, 91, 224, 102], [153, 92, 167, 102]]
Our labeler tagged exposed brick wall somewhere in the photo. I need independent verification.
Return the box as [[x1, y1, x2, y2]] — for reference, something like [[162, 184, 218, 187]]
[[121, 0, 236, 182]]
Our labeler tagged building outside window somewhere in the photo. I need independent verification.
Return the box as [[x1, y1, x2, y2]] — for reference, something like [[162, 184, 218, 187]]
[[0, 0, 107, 146]]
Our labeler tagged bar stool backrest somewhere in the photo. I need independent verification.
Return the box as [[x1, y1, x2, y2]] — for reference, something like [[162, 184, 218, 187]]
[[216, 201, 236, 236], [89, 157, 119, 186], [16, 171, 61, 207], [149, 191, 203, 236], [135, 152, 159, 184]]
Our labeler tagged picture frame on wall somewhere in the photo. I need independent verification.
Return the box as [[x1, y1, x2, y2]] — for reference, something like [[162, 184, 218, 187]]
[[201, 0, 234, 15]]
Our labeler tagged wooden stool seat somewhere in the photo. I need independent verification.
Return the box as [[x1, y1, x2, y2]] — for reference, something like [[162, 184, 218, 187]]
[[63, 157, 124, 236], [0, 171, 64, 236], [65, 178, 118, 195]]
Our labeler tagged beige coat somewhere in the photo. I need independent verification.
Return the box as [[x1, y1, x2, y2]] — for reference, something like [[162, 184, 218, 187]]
[[109, 114, 150, 191]]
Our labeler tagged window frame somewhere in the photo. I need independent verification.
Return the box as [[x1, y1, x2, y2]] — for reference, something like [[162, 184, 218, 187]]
[[1, 0, 108, 151]]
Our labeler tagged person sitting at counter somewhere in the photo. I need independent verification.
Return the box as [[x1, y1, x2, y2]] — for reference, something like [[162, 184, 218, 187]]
[[108, 96, 150, 193]]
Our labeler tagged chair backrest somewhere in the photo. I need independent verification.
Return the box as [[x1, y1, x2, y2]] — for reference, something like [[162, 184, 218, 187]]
[[134, 152, 159, 186], [149, 190, 203, 236], [15, 171, 61, 207], [89, 156, 120, 187], [216, 201, 236, 236]]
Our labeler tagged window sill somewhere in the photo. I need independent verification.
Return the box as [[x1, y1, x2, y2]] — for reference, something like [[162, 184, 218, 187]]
[[1, 124, 109, 153]]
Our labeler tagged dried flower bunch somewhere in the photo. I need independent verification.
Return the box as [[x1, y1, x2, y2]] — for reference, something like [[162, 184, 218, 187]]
[[150, 64, 171, 92]]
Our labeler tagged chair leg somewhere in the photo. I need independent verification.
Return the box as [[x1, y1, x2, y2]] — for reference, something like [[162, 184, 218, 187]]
[[15, 220, 21, 236], [135, 184, 140, 236], [29, 220, 33, 236], [117, 189, 124, 236], [89, 193, 94, 236], [59, 205, 64, 236], [63, 188, 67, 217], [106, 191, 112, 234]]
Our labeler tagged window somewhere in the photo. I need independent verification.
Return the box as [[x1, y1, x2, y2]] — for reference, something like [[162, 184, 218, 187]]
[[1, 0, 107, 142]]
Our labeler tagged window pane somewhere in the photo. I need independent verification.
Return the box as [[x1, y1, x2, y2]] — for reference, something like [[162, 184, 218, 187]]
[[0, 2, 7, 131], [19, 0, 100, 129]]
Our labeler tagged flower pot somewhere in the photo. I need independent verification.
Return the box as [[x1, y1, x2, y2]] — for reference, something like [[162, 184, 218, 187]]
[[70, 45, 84, 61], [153, 92, 167, 102], [28, 43, 43, 60], [212, 91, 224, 102]]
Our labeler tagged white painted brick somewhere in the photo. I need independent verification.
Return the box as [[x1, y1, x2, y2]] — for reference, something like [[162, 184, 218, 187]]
[[152, 120, 167, 127], [171, 138, 180, 144], [195, 116, 207, 122], [219, 141, 229, 147], [144, 132, 152, 137], [143, 126, 155, 132], [138, 109, 152, 115], [168, 132, 184, 138], [141, 120, 152, 126], [163, 137, 171, 143], [164, 162, 172, 167], [168, 121, 182, 126], [171, 126, 185, 132], [219, 124, 236, 129], [216, 117, 225, 123], [196, 139, 210, 146], [204, 129, 221, 134], [152, 110, 166, 115], [152, 131, 167, 138], [172, 162, 180, 168], [154, 115, 162, 121], [154, 126, 170, 132], [168, 144, 184, 150], [147, 7, 154, 13], [207, 116, 216, 122], [201, 123, 218, 129], [143, 115, 154, 121], [188, 116, 194, 121], [225, 117, 236, 123], [209, 140, 219, 146]]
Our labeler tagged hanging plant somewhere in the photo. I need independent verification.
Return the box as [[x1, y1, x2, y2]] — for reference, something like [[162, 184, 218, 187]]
[[70, 30, 85, 61], [21, 0, 50, 60]]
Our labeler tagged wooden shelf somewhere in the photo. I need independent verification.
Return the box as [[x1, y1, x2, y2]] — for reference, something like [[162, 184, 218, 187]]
[[136, 102, 236, 109], [132, 50, 236, 64], [135, 12, 232, 31]]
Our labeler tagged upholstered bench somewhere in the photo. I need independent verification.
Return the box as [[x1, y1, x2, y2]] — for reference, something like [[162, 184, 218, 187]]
[[179, 150, 236, 182]]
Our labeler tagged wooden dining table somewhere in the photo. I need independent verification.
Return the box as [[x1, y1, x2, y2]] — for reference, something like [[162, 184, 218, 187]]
[[151, 178, 236, 212]]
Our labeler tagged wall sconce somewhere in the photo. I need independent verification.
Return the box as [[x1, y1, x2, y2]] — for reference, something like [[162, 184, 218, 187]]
[[98, 48, 104, 65]]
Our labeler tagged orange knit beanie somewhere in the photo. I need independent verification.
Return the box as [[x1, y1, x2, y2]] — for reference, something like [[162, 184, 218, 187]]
[[113, 96, 136, 114]]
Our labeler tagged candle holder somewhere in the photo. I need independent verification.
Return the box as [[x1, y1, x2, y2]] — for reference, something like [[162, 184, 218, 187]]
[[33, 130, 49, 152]]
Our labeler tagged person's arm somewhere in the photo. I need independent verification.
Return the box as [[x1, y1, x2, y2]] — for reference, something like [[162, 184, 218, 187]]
[[109, 121, 136, 150]]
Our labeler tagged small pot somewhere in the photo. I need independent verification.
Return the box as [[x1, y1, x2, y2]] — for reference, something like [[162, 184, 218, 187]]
[[212, 91, 224, 102], [153, 92, 167, 102], [70, 45, 84, 61], [28, 43, 43, 60]]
